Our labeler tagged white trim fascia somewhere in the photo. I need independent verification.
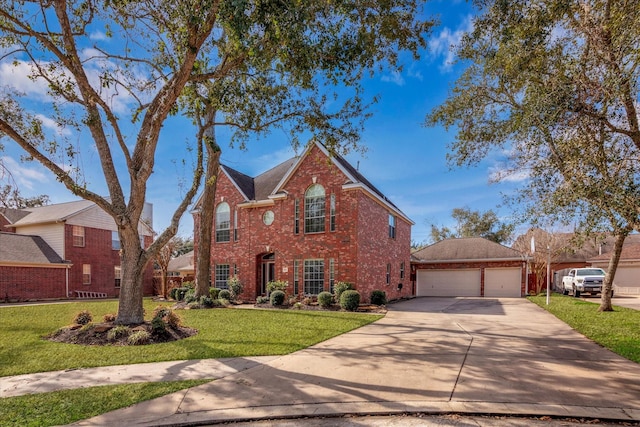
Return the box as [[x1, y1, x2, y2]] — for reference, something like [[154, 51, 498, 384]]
[[0, 261, 72, 268], [413, 257, 525, 264], [268, 192, 287, 200], [342, 183, 414, 225]]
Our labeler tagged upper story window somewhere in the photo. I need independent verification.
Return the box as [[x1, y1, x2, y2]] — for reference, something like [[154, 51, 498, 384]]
[[112, 231, 120, 250], [72, 226, 85, 247], [215, 202, 231, 242], [330, 194, 336, 232], [294, 199, 300, 234], [304, 184, 325, 233], [388, 214, 396, 239]]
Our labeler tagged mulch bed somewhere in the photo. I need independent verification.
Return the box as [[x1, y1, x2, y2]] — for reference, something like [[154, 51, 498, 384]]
[[46, 322, 197, 346]]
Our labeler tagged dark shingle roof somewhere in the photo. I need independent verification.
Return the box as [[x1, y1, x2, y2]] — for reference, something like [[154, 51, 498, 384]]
[[413, 237, 522, 262], [0, 208, 31, 224], [254, 158, 297, 200], [0, 232, 65, 264], [222, 165, 255, 200], [590, 243, 640, 262]]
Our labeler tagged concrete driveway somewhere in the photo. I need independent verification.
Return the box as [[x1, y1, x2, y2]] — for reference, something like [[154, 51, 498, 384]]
[[74, 298, 640, 426]]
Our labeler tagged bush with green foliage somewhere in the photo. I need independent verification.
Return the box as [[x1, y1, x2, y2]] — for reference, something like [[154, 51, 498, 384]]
[[293, 302, 303, 310], [151, 316, 168, 336], [209, 287, 221, 299], [228, 275, 244, 301], [218, 289, 231, 300], [333, 282, 353, 301], [200, 296, 214, 308], [318, 291, 333, 308], [152, 306, 181, 329], [102, 313, 116, 323], [127, 330, 151, 345], [107, 325, 129, 341], [184, 288, 197, 303], [267, 280, 288, 293], [270, 290, 285, 306], [340, 290, 360, 311], [370, 290, 387, 306], [256, 296, 269, 304], [74, 310, 92, 325]]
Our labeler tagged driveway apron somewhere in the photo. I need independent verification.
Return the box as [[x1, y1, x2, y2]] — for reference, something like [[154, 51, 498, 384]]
[[73, 298, 640, 426]]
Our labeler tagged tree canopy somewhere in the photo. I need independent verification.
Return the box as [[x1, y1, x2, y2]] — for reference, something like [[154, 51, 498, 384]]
[[427, 0, 640, 311], [429, 207, 514, 244], [0, 1, 432, 323]]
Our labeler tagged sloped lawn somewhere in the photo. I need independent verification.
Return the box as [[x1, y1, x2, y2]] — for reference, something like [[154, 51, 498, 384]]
[[528, 294, 640, 363], [0, 299, 383, 376]]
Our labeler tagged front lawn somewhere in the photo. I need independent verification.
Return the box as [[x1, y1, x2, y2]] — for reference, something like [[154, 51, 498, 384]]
[[0, 299, 383, 376], [528, 294, 640, 363]]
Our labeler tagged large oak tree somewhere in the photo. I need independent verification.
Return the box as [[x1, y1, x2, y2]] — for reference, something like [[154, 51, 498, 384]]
[[427, 0, 640, 311], [0, 1, 432, 322]]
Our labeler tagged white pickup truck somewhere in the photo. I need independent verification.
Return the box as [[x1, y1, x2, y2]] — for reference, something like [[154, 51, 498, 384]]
[[562, 268, 608, 297]]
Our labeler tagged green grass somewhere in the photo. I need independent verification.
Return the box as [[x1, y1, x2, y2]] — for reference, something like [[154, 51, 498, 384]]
[[528, 294, 640, 363], [0, 380, 210, 427], [0, 299, 383, 376]]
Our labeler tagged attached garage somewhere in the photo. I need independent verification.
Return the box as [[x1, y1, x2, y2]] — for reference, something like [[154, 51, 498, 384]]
[[416, 269, 481, 297], [412, 237, 525, 298], [484, 267, 522, 297], [589, 244, 640, 294]]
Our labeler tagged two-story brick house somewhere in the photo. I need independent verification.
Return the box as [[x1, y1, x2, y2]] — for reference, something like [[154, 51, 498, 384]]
[[192, 141, 413, 303], [0, 200, 155, 301]]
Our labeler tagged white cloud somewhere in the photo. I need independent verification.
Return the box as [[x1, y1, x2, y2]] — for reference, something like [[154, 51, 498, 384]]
[[381, 70, 406, 86], [89, 31, 108, 41], [429, 15, 474, 72], [488, 164, 530, 183], [35, 114, 72, 137], [0, 61, 50, 98], [0, 156, 48, 190]]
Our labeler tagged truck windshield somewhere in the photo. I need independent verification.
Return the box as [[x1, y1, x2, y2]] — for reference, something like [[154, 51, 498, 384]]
[[577, 269, 605, 276]]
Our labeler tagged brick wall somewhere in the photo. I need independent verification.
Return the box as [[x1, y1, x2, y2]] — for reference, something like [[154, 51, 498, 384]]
[[195, 144, 413, 303], [0, 266, 68, 301]]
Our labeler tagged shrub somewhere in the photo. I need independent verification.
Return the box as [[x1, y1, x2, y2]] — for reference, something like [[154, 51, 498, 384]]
[[103, 313, 117, 323], [182, 280, 195, 289], [270, 290, 285, 306], [151, 317, 168, 336], [107, 325, 129, 341], [218, 289, 231, 300], [74, 310, 92, 325], [173, 287, 190, 301], [152, 306, 181, 329], [209, 287, 221, 300], [370, 290, 387, 306], [127, 330, 151, 345], [302, 297, 312, 306], [200, 295, 214, 308], [184, 288, 197, 303], [228, 276, 244, 301], [187, 302, 202, 309], [340, 290, 360, 311], [333, 282, 353, 301], [318, 291, 333, 308], [256, 296, 269, 304], [293, 302, 303, 310], [169, 287, 179, 300], [267, 280, 288, 293]]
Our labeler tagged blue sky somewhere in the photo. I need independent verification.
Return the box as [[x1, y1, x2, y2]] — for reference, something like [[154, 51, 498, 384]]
[[1, 2, 527, 245]]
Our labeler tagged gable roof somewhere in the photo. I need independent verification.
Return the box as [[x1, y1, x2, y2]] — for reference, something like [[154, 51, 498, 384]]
[[10, 200, 95, 227], [589, 243, 640, 263], [204, 141, 411, 223], [0, 232, 68, 265], [412, 237, 523, 263], [0, 207, 31, 225], [167, 250, 195, 272]]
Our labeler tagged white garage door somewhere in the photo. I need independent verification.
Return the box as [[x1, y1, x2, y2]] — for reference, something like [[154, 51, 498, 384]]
[[484, 267, 522, 297], [416, 269, 481, 297], [613, 266, 640, 292]]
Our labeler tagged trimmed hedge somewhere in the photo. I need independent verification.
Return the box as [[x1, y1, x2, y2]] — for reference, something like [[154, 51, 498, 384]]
[[370, 290, 387, 306], [340, 290, 360, 311], [270, 290, 285, 306], [318, 291, 333, 308]]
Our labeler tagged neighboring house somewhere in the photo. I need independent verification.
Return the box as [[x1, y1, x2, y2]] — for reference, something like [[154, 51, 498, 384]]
[[192, 141, 413, 303], [589, 243, 640, 294], [167, 250, 195, 282], [411, 237, 526, 297], [0, 207, 30, 233], [0, 200, 155, 301]]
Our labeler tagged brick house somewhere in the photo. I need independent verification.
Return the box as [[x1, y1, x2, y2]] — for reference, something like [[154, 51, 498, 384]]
[[192, 141, 413, 303], [0, 200, 154, 301]]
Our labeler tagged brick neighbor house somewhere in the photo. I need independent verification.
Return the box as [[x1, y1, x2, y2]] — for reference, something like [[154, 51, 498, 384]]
[[192, 141, 414, 303], [0, 200, 155, 301]]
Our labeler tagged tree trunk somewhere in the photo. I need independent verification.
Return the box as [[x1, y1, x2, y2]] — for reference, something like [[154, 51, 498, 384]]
[[160, 269, 168, 299], [599, 232, 627, 312], [195, 135, 221, 298], [115, 225, 148, 324]]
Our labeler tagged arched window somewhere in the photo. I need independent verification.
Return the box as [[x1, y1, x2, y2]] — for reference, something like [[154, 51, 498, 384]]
[[215, 202, 231, 242], [304, 184, 325, 233]]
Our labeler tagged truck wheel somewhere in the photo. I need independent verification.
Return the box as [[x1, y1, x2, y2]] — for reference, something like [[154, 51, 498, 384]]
[[573, 287, 580, 298], [562, 288, 569, 295]]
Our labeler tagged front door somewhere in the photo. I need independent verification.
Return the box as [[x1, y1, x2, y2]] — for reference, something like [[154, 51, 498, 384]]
[[261, 253, 275, 295]]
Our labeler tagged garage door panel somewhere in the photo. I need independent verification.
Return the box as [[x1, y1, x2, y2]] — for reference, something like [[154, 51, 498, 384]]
[[613, 267, 640, 289], [417, 269, 481, 297], [485, 268, 521, 297]]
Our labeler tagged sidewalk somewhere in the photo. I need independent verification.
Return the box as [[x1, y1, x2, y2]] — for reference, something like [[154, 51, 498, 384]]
[[68, 298, 640, 426]]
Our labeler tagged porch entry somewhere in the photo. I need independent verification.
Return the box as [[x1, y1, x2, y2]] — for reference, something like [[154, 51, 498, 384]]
[[260, 253, 275, 295]]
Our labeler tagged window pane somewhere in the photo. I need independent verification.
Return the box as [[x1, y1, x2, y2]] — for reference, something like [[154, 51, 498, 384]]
[[330, 194, 336, 232], [304, 259, 324, 295], [216, 203, 231, 242], [82, 264, 91, 285], [73, 226, 85, 247], [305, 185, 325, 233], [112, 231, 120, 250], [215, 264, 230, 289], [388, 214, 396, 239], [114, 266, 121, 287]]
